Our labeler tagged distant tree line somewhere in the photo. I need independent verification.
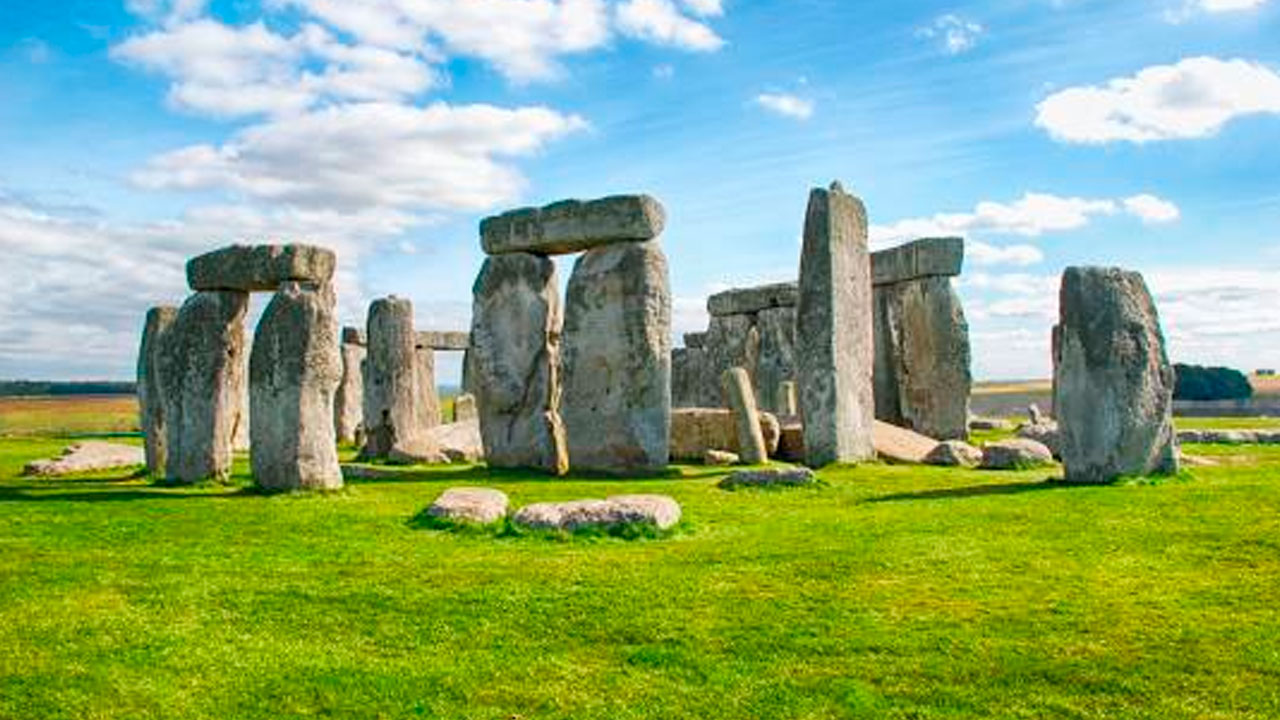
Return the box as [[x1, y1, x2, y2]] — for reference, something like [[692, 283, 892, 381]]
[[1173, 364, 1252, 402], [0, 381, 136, 397]]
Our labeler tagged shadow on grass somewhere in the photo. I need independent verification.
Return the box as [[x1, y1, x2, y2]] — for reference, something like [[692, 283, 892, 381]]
[[0, 480, 256, 503], [864, 477, 1067, 503], [341, 463, 724, 486]]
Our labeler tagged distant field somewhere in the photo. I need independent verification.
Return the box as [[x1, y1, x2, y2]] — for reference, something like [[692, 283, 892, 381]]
[[0, 395, 139, 436]]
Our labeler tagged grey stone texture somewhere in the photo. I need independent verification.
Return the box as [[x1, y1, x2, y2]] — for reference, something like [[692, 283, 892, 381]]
[[561, 240, 672, 473], [796, 182, 875, 467], [925, 440, 983, 467], [187, 243, 335, 292], [704, 449, 739, 466], [342, 326, 366, 345], [871, 236, 964, 286], [671, 347, 710, 410], [872, 419, 940, 465], [753, 306, 798, 414], [413, 343, 442, 429], [417, 331, 470, 351], [718, 467, 818, 490], [1053, 266, 1179, 483], [387, 420, 485, 465], [362, 297, 434, 460], [335, 340, 366, 444], [454, 393, 477, 423], [512, 495, 681, 531], [1017, 420, 1061, 458], [707, 282, 798, 317], [669, 408, 781, 461], [23, 442, 144, 477], [721, 367, 768, 464], [684, 332, 707, 350], [481, 194, 666, 256], [138, 305, 177, 477], [980, 438, 1055, 470], [249, 281, 343, 491], [470, 253, 568, 474], [158, 290, 249, 483], [427, 487, 508, 525]]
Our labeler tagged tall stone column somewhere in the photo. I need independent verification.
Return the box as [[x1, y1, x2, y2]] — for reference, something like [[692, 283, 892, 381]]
[[362, 296, 431, 460], [137, 306, 178, 477], [561, 240, 672, 473], [334, 327, 366, 444], [1053, 266, 1178, 483], [754, 306, 797, 414], [796, 182, 875, 467], [413, 343, 442, 429], [158, 290, 249, 483], [469, 253, 568, 474], [250, 281, 343, 491]]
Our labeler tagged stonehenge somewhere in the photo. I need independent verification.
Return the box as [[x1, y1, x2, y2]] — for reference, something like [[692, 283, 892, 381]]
[[721, 367, 768, 464], [335, 327, 366, 445], [1053, 266, 1179, 483], [361, 296, 434, 460], [137, 305, 177, 477]]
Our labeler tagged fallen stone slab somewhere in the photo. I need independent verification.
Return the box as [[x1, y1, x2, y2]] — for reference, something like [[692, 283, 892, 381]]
[[873, 420, 940, 464], [512, 494, 681, 531], [1017, 421, 1061, 457], [707, 282, 799, 317], [1177, 429, 1280, 445], [426, 487, 509, 525], [339, 464, 402, 480], [417, 331, 470, 352], [481, 194, 666, 256], [187, 244, 336, 292], [970, 416, 1013, 431], [980, 438, 1055, 470], [871, 237, 964, 287], [23, 442, 144, 477], [669, 408, 780, 461], [925, 440, 984, 467], [387, 420, 484, 465], [704, 449, 739, 466], [718, 467, 818, 490]]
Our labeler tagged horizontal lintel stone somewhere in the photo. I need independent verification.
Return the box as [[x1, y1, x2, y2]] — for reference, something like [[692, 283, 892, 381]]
[[707, 282, 799, 317], [341, 327, 366, 346], [187, 244, 335, 292], [872, 237, 964, 287], [416, 331, 470, 351], [480, 194, 666, 256]]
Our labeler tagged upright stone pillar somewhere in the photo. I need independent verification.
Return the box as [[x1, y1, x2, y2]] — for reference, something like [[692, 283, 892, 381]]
[[721, 367, 767, 464], [137, 306, 178, 477], [250, 282, 343, 491], [158, 290, 249, 483], [232, 361, 250, 452], [1053, 266, 1178, 483], [796, 182, 875, 467], [335, 327, 366, 444], [362, 297, 432, 459], [470, 253, 568, 474], [705, 314, 759, 408], [754, 306, 797, 414], [561, 240, 672, 473], [413, 342, 442, 428]]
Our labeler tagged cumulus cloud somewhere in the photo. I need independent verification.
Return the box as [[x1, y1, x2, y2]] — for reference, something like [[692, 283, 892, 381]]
[[754, 92, 814, 120], [1124, 194, 1181, 224], [616, 0, 725, 51], [1035, 56, 1280, 144], [915, 14, 983, 55]]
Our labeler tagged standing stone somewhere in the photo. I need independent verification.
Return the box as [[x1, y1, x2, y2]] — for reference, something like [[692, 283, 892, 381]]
[[250, 282, 343, 491], [158, 290, 249, 483], [754, 306, 798, 414], [414, 343, 442, 428], [721, 367, 768, 464], [232, 359, 251, 452], [704, 314, 759, 407], [1053, 267, 1178, 483], [454, 393, 477, 423], [335, 327, 366, 444], [470, 253, 568, 474], [362, 297, 432, 459], [796, 182, 875, 467], [137, 306, 177, 477], [777, 381, 798, 417], [561, 240, 672, 473]]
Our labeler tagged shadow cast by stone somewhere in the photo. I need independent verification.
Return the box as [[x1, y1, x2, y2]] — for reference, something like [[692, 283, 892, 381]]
[[0, 485, 254, 503], [864, 477, 1067, 503]]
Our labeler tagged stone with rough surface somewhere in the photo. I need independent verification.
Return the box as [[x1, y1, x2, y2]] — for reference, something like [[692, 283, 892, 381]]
[[684, 332, 707, 349], [335, 340, 365, 444], [1017, 420, 1061, 458], [796, 182, 875, 466], [387, 420, 485, 465], [722, 367, 768, 463], [871, 237, 964, 287], [707, 282, 798, 317], [1053, 267, 1178, 483], [704, 449, 739, 466], [1028, 404, 1045, 425], [470, 253, 568, 474], [23, 442, 145, 477], [250, 282, 343, 491], [513, 494, 681, 531], [718, 467, 817, 489], [342, 326, 366, 345], [159, 290, 249, 484], [754, 306, 798, 415], [187, 243, 335, 292], [454, 393, 477, 423], [669, 408, 780, 461], [672, 347, 711, 409], [971, 416, 1013, 431], [980, 438, 1055, 470], [417, 331, 470, 351], [138, 306, 177, 476], [427, 487, 508, 525], [925, 440, 984, 467], [413, 344, 442, 429], [561, 240, 671, 473], [703, 314, 758, 408], [873, 420, 940, 464], [481, 195, 665, 256], [776, 421, 805, 462], [362, 297, 434, 460]]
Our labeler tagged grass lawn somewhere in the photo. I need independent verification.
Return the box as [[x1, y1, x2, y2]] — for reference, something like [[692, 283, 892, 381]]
[[2, 430, 1280, 718]]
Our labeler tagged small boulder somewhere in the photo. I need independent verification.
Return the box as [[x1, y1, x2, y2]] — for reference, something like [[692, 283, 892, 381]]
[[704, 449, 740, 466], [980, 439, 1055, 470], [873, 420, 940, 464], [1017, 420, 1061, 457], [427, 487, 509, 525], [512, 494, 681, 531], [718, 467, 818, 489], [925, 440, 983, 467], [23, 442, 145, 477]]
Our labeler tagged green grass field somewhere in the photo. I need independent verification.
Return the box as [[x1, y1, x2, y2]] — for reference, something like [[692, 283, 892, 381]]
[[2, 403, 1280, 719]]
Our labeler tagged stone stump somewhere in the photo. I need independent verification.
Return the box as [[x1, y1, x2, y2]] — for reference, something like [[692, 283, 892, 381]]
[[796, 182, 875, 467], [1053, 266, 1178, 483], [335, 327, 366, 444], [158, 290, 249, 483], [362, 297, 432, 460], [561, 240, 672, 473], [721, 367, 767, 464], [250, 282, 343, 491], [137, 306, 178, 477], [470, 253, 568, 474]]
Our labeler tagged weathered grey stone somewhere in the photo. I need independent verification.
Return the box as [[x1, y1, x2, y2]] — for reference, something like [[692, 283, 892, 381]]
[[187, 243, 335, 292], [1028, 403, 1045, 425], [704, 449, 739, 466], [413, 344, 442, 429], [980, 438, 1055, 470], [335, 340, 366, 444], [970, 416, 1013, 432], [796, 182, 875, 467], [1016, 420, 1061, 458], [387, 420, 485, 465], [753, 306, 798, 415], [232, 368, 250, 452], [427, 487, 508, 525], [417, 330, 470, 351], [250, 281, 343, 491], [703, 314, 759, 408], [871, 237, 964, 287], [454, 393, 477, 423], [671, 347, 710, 409], [561, 240, 672, 473], [777, 381, 798, 417], [684, 332, 707, 350], [721, 367, 768, 464], [873, 420, 940, 464], [776, 421, 805, 463], [159, 290, 249, 484], [362, 297, 434, 460], [1177, 429, 1280, 445], [138, 305, 177, 477], [873, 276, 971, 440], [481, 194, 666, 256], [1054, 267, 1179, 483], [707, 282, 798, 317], [23, 442, 145, 477], [341, 326, 366, 346], [718, 467, 817, 490], [470, 253, 568, 474], [669, 408, 780, 461], [925, 440, 983, 467], [512, 495, 681, 531]]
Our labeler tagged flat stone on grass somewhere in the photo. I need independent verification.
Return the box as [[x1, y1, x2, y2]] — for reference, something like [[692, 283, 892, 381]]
[[512, 495, 681, 532], [427, 487, 509, 525], [980, 438, 1055, 470], [718, 467, 818, 490], [23, 442, 145, 477]]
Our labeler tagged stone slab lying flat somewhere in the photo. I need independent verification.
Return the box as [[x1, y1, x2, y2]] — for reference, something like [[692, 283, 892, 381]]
[[873, 420, 940, 464], [871, 237, 963, 287], [707, 282, 799, 317], [480, 195, 666, 256], [980, 438, 1055, 470], [512, 495, 681, 531], [416, 331, 470, 351], [187, 244, 336, 292], [427, 487, 509, 525], [23, 442, 144, 477], [718, 467, 817, 489]]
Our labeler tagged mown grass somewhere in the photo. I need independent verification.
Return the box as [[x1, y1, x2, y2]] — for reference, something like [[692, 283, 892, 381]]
[[0, 396, 140, 436], [3, 424, 1280, 719]]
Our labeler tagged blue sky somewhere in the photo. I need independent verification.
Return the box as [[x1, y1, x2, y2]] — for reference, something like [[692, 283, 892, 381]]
[[1, 0, 1278, 382]]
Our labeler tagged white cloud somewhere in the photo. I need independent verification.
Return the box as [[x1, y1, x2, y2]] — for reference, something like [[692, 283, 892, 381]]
[[967, 241, 1045, 267], [125, 0, 208, 24], [681, 0, 724, 16], [915, 14, 983, 55], [1124, 194, 1181, 224], [754, 92, 814, 120], [1035, 56, 1280, 144], [1166, 0, 1269, 23], [616, 0, 725, 51]]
